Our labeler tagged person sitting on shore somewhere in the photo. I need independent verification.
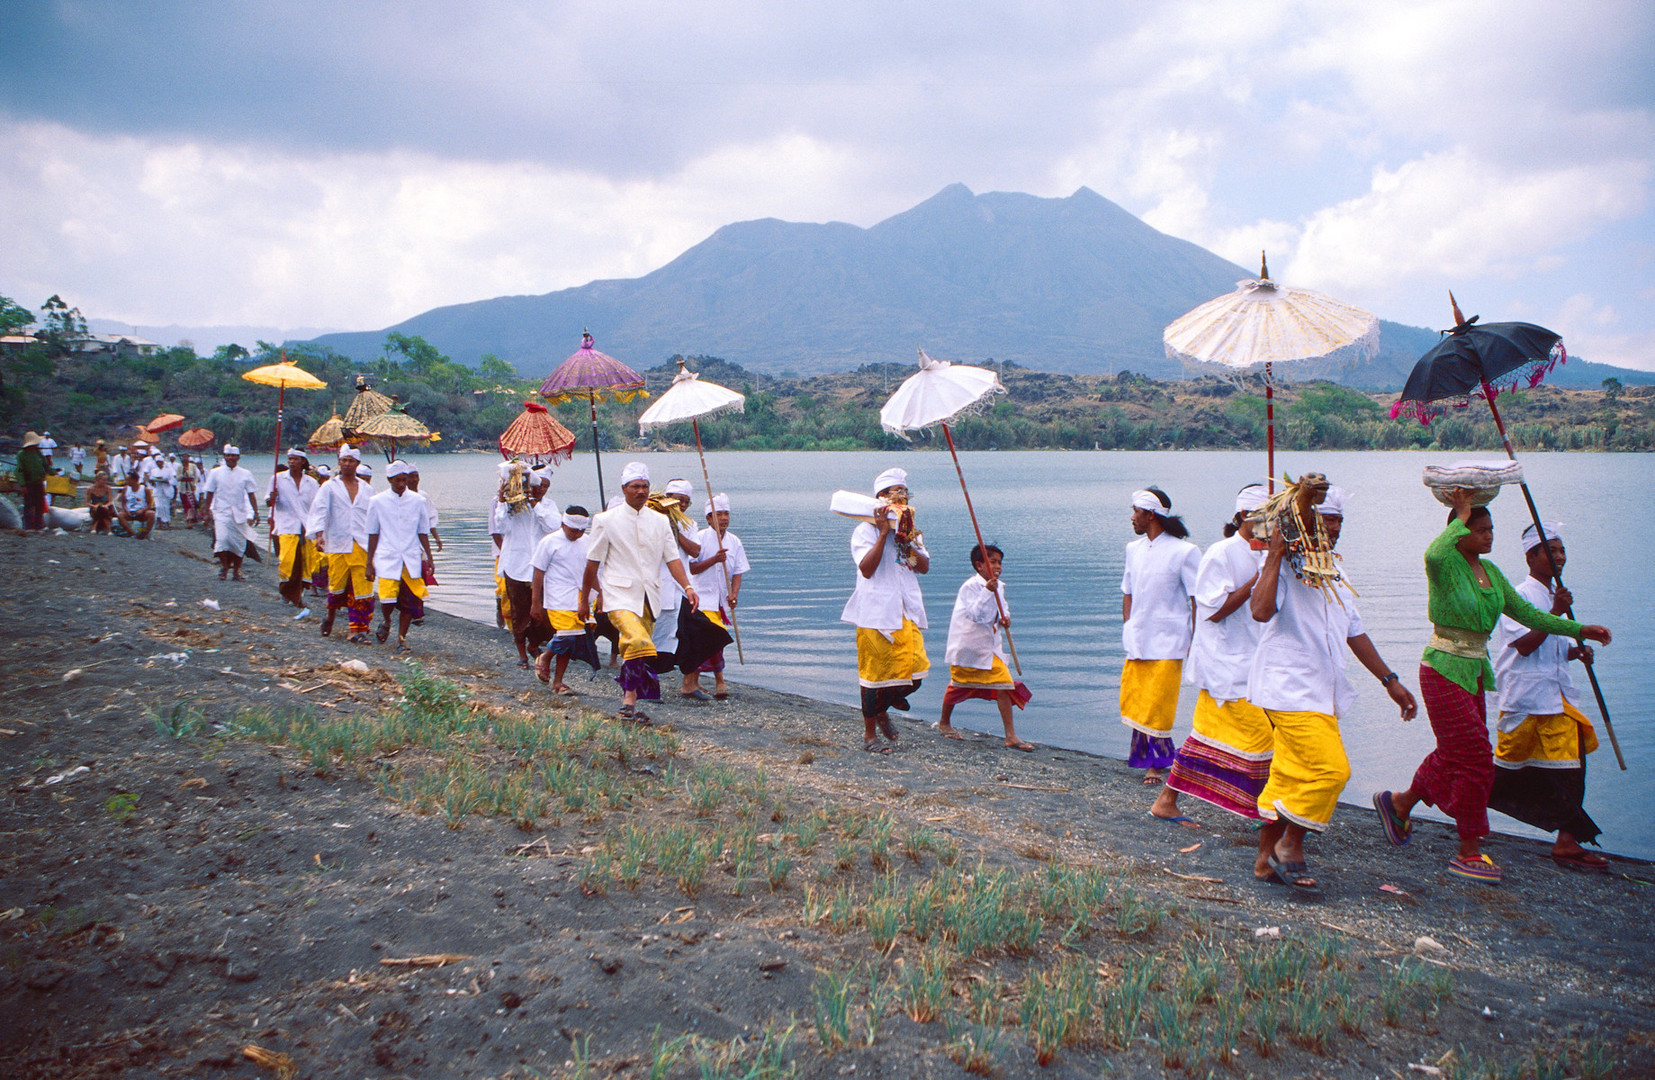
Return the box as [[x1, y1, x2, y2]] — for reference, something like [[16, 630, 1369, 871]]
[[116, 469, 156, 539], [686, 493, 748, 700], [85, 471, 115, 534], [1249, 477, 1417, 893], [1486, 522, 1609, 871], [577, 462, 699, 724], [531, 505, 595, 694], [1374, 490, 1611, 885], [365, 461, 434, 653], [199, 445, 260, 581], [1151, 484, 1270, 827], [1120, 487, 1200, 784], [938, 543, 1034, 751], [841, 467, 930, 754]]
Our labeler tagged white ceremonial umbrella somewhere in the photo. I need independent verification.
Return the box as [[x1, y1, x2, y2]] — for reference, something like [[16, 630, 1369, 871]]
[[1163, 254, 1378, 490], [878, 348, 1020, 673], [638, 359, 747, 661]]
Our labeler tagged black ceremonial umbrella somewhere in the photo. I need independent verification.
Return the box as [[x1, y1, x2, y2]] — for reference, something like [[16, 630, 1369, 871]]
[[1392, 294, 1623, 769]]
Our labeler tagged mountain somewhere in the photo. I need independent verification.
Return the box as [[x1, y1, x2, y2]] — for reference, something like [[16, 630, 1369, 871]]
[[308, 185, 1638, 388]]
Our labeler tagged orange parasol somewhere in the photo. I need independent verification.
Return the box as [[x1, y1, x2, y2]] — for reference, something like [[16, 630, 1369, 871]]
[[178, 428, 215, 450], [499, 401, 577, 466], [146, 413, 186, 433]]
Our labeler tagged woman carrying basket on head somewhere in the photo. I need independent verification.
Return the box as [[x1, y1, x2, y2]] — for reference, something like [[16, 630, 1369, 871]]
[[1373, 487, 1611, 885]]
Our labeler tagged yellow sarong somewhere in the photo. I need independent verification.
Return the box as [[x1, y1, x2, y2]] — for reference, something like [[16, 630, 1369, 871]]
[[857, 619, 930, 688], [950, 656, 1014, 689], [1256, 708, 1350, 831], [328, 544, 370, 598], [547, 609, 585, 637], [277, 534, 318, 581], [704, 609, 727, 630], [1496, 701, 1596, 769], [1189, 690, 1274, 759], [1119, 659, 1183, 736], [607, 607, 657, 662], [376, 571, 428, 603]]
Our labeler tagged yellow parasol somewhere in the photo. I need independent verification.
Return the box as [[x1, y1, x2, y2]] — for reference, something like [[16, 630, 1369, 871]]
[[307, 412, 347, 452], [341, 376, 394, 440], [355, 403, 435, 461], [241, 352, 327, 477]]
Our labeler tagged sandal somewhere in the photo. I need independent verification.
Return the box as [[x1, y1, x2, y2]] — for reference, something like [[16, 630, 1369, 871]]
[[862, 738, 894, 755], [347, 633, 370, 645], [319, 610, 335, 637], [1448, 854, 1502, 884], [713, 690, 729, 701], [1004, 739, 1037, 753], [1372, 790, 1412, 847], [376, 622, 391, 644], [1146, 810, 1199, 827], [1267, 855, 1323, 895], [1551, 850, 1610, 872]]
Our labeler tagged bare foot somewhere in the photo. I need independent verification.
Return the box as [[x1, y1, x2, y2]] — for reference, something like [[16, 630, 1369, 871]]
[[936, 724, 964, 740]]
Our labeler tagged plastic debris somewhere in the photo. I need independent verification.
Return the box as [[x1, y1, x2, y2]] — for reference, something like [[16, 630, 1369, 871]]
[[61, 668, 82, 683], [1253, 926, 1281, 939], [44, 765, 91, 785], [1380, 883, 1410, 897], [201, 599, 221, 610], [1481, 1006, 1498, 1020]]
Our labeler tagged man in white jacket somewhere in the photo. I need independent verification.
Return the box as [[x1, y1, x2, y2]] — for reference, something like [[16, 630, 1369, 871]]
[[267, 448, 319, 615], [365, 461, 434, 652], [307, 445, 374, 641], [938, 544, 1034, 752]]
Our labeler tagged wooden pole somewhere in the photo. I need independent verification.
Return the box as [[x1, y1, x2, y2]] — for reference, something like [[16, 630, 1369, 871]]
[[691, 418, 742, 664], [941, 422, 1020, 675], [588, 392, 606, 507], [1265, 362, 1275, 493], [1481, 382, 1624, 770]]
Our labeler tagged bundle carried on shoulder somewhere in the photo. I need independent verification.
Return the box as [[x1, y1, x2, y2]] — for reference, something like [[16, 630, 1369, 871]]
[[1421, 460, 1524, 507], [1249, 472, 1352, 598], [648, 491, 696, 532], [829, 490, 924, 569], [498, 459, 531, 513]]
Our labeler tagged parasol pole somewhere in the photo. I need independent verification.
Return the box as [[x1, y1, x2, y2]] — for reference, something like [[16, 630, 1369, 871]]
[[940, 422, 1021, 675], [1265, 362, 1275, 493], [588, 391, 607, 506], [269, 381, 285, 554], [690, 418, 743, 664], [1480, 380, 1624, 770]]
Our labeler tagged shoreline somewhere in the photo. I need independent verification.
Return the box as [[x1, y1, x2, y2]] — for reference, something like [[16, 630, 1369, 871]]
[[3, 525, 1651, 1078]]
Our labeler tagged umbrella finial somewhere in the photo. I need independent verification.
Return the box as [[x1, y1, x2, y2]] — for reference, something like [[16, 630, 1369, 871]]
[[1259, 252, 1270, 280], [1449, 291, 1467, 329], [581, 328, 594, 350]]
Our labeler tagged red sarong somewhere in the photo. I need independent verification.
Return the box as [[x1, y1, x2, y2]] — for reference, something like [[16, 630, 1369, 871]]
[[1410, 664, 1494, 839]]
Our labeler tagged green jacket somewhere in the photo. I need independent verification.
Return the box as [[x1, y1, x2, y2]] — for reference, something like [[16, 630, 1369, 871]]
[[15, 447, 47, 484]]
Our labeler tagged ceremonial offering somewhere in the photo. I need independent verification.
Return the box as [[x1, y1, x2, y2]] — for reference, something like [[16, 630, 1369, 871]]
[[1422, 460, 1525, 507], [498, 459, 531, 511], [829, 490, 923, 568], [647, 490, 697, 533], [1250, 472, 1350, 596]]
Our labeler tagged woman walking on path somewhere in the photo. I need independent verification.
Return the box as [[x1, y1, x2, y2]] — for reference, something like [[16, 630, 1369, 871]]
[[1119, 488, 1200, 784], [1151, 484, 1270, 825], [1373, 489, 1611, 885], [1488, 523, 1608, 871]]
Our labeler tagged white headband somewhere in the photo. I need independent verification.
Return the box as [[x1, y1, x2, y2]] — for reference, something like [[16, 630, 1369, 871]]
[[338, 444, 360, 461], [1131, 489, 1166, 514], [873, 467, 907, 495], [1316, 486, 1348, 517], [664, 478, 692, 498], [562, 512, 591, 530], [530, 466, 552, 485], [287, 447, 308, 460], [1522, 521, 1565, 552], [619, 461, 650, 486], [703, 493, 731, 515], [1234, 484, 1268, 514]]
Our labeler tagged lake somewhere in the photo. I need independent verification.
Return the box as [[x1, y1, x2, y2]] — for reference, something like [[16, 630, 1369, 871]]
[[253, 448, 1654, 860]]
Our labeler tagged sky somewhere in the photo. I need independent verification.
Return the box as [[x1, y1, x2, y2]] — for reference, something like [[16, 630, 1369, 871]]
[[2, 0, 1652, 369]]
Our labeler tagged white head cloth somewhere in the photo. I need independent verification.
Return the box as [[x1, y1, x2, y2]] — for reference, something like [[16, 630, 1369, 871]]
[[222, 444, 241, 456], [1316, 486, 1348, 517], [703, 493, 731, 516], [386, 460, 411, 478], [562, 512, 591, 530], [606, 494, 624, 509], [1131, 489, 1166, 515], [873, 467, 907, 495], [316, 464, 332, 478], [287, 447, 308, 459], [1522, 521, 1565, 552], [338, 444, 361, 462], [530, 466, 552, 486], [619, 461, 650, 487], [357, 462, 373, 477], [664, 478, 693, 498], [1234, 484, 1268, 514]]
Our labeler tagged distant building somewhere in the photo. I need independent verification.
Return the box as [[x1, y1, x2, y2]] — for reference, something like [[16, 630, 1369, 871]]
[[71, 333, 162, 357]]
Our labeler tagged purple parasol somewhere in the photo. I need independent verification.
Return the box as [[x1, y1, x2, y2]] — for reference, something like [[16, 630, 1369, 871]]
[[538, 330, 648, 504]]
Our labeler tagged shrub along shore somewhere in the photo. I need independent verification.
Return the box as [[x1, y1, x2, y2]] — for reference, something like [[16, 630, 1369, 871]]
[[2, 525, 1651, 1079]]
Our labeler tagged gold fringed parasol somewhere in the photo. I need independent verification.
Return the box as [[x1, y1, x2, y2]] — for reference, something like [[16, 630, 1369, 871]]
[[355, 404, 435, 461], [308, 412, 347, 452], [341, 376, 394, 440]]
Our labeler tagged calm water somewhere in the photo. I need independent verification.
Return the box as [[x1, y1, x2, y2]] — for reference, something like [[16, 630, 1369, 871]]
[[255, 449, 1654, 859]]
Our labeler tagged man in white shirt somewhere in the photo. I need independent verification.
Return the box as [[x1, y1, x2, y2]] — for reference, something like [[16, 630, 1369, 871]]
[[841, 467, 930, 752], [655, 479, 731, 702], [38, 431, 56, 464], [268, 448, 320, 614], [404, 463, 442, 554], [531, 505, 596, 693], [70, 443, 85, 475], [578, 462, 699, 722], [365, 461, 434, 652], [684, 493, 749, 700], [1248, 485, 1416, 893], [150, 452, 178, 527], [308, 445, 375, 641], [1154, 485, 1270, 825], [492, 465, 559, 667], [199, 445, 261, 581], [1487, 522, 1606, 870], [1120, 488, 1201, 782]]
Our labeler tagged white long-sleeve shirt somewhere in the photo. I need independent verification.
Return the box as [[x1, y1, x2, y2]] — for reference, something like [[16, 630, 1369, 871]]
[[365, 488, 432, 579], [945, 574, 1008, 670], [1493, 575, 1579, 721], [585, 502, 681, 617], [491, 499, 558, 582], [840, 521, 928, 632], [1121, 532, 1201, 660], [1248, 574, 1365, 718], [267, 471, 319, 536], [307, 475, 372, 554], [1188, 534, 1264, 703], [202, 464, 258, 524]]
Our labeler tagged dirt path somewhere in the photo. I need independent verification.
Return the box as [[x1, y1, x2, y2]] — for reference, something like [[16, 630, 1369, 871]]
[[3, 526, 1650, 1079]]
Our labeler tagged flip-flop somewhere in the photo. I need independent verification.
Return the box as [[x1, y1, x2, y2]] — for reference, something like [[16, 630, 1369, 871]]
[[1005, 740, 1036, 753], [862, 739, 893, 755], [713, 691, 729, 701], [1448, 854, 1502, 884], [1267, 855, 1322, 895], [877, 713, 900, 742], [375, 623, 391, 644], [616, 704, 637, 721], [1146, 811, 1199, 827], [680, 689, 712, 702], [516, 660, 531, 669], [1372, 791, 1412, 847], [1551, 850, 1610, 872], [556, 686, 580, 697], [347, 633, 370, 645]]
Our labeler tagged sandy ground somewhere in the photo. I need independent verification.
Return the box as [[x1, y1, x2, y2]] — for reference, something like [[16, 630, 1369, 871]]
[[2, 524, 1651, 1079]]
